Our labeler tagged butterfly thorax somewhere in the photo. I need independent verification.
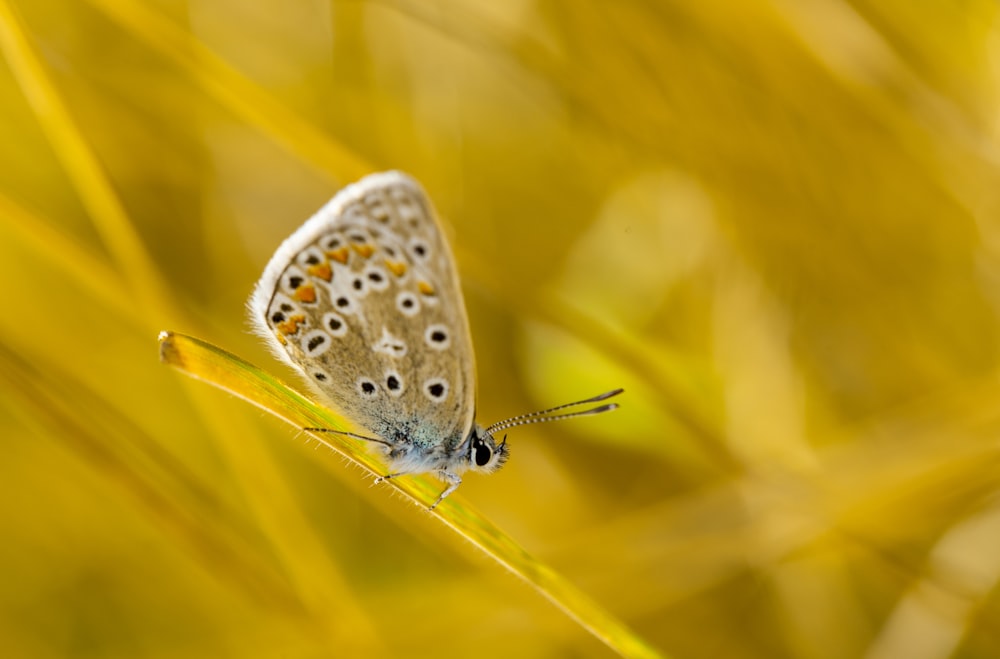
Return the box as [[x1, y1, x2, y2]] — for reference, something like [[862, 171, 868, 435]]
[[372, 420, 507, 476], [371, 416, 469, 473]]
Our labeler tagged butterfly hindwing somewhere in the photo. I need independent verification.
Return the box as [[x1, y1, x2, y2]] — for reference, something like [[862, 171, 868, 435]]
[[249, 172, 477, 458]]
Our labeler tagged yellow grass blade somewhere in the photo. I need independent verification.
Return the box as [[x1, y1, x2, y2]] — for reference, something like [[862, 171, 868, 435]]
[[159, 330, 665, 659]]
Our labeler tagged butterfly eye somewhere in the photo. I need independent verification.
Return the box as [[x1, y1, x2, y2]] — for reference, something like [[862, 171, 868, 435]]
[[471, 437, 492, 467]]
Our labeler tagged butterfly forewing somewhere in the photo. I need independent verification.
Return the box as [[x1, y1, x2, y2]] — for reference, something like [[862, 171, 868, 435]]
[[249, 172, 476, 455]]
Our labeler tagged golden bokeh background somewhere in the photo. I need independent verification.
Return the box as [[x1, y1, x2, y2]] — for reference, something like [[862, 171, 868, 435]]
[[2, 1, 1000, 657]]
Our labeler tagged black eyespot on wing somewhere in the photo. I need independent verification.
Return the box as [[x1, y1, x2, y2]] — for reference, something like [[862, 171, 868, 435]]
[[336, 297, 350, 308], [271, 311, 285, 323], [428, 383, 444, 398], [322, 312, 348, 338], [397, 291, 420, 316], [301, 330, 331, 357], [386, 375, 400, 390], [353, 278, 363, 291], [424, 324, 451, 350], [288, 275, 303, 289], [358, 379, 377, 396]]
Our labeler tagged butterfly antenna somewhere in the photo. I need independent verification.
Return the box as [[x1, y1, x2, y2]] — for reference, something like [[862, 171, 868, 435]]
[[483, 388, 623, 436]]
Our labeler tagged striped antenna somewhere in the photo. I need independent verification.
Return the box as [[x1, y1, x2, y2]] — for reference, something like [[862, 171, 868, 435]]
[[483, 388, 623, 437]]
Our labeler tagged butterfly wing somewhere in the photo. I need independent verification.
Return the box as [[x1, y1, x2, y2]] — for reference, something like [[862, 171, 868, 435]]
[[249, 172, 477, 460]]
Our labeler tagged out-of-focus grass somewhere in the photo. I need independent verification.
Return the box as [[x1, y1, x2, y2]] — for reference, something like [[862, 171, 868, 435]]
[[2, 0, 1000, 658]]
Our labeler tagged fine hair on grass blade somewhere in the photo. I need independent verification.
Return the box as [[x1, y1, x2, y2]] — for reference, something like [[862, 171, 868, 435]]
[[159, 331, 664, 659]]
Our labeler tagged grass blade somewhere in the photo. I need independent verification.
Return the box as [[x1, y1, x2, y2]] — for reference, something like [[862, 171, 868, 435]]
[[159, 330, 664, 659]]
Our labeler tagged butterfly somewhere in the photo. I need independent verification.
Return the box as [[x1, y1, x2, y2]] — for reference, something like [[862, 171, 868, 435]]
[[249, 171, 621, 508]]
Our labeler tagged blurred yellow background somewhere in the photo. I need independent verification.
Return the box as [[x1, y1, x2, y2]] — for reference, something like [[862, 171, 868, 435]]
[[2, 0, 1000, 657]]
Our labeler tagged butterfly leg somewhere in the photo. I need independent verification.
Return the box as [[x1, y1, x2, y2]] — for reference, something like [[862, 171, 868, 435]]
[[429, 471, 462, 510], [374, 471, 407, 485]]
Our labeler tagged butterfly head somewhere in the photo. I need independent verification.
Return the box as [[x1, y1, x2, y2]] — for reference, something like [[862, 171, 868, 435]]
[[463, 388, 626, 475], [465, 426, 509, 474]]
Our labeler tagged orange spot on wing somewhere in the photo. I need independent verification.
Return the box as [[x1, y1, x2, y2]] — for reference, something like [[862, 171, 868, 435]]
[[294, 285, 317, 303], [385, 259, 407, 277], [326, 247, 349, 264], [307, 262, 332, 282], [277, 314, 306, 336], [417, 281, 435, 296], [352, 243, 374, 258]]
